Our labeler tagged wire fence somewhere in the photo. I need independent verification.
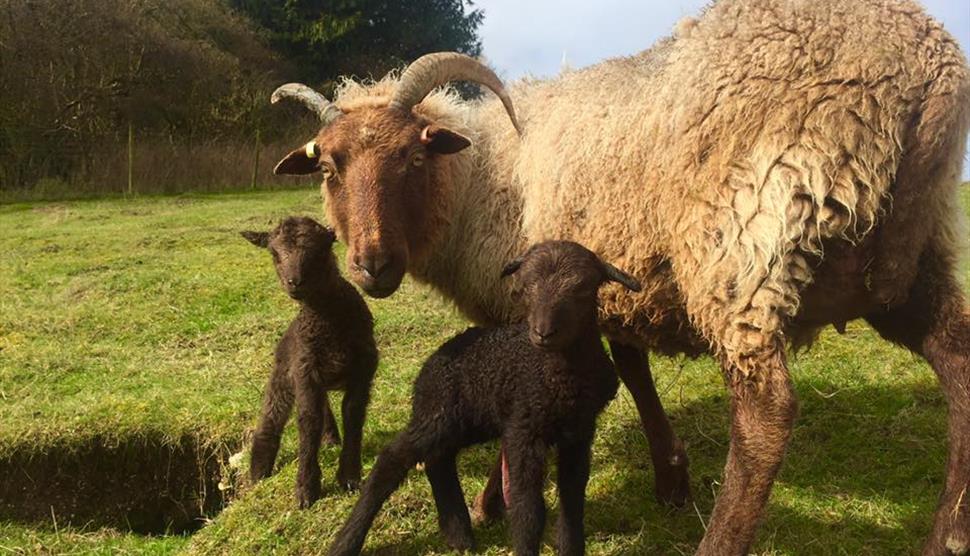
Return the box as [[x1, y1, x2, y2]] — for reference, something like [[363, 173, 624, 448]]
[[0, 124, 318, 203]]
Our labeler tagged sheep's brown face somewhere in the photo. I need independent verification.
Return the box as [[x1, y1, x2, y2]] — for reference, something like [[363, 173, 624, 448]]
[[242, 217, 338, 301], [274, 108, 470, 298], [502, 241, 642, 351]]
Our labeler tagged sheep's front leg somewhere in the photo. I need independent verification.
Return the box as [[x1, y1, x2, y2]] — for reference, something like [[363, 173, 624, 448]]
[[505, 432, 548, 556], [250, 358, 294, 482], [609, 340, 691, 507], [556, 433, 593, 556], [294, 366, 326, 508], [336, 379, 370, 491], [328, 431, 424, 556], [426, 450, 475, 551], [695, 351, 797, 556]]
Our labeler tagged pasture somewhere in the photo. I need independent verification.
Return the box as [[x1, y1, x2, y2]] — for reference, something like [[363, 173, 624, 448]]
[[1, 187, 968, 555]]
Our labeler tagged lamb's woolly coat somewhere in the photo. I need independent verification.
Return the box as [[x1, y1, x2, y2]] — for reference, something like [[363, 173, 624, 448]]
[[332, 0, 969, 376]]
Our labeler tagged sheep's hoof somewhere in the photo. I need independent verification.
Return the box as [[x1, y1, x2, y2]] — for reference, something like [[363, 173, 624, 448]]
[[296, 481, 321, 509], [470, 490, 506, 526], [654, 441, 691, 509], [336, 467, 361, 492]]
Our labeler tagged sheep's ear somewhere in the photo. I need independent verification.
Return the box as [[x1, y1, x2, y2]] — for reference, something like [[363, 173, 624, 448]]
[[500, 257, 523, 278], [273, 142, 321, 175], [602, 262, 641, 292], [420, 125, 471, 155], [240, 231, 270, 248]]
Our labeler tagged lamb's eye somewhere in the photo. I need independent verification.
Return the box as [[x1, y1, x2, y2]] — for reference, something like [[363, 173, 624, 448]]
[[411, 153, 425, 167], [321, 164, 334, 179]]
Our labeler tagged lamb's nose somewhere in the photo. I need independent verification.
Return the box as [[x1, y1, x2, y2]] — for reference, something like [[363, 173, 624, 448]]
[[287, 277, 302, 287]]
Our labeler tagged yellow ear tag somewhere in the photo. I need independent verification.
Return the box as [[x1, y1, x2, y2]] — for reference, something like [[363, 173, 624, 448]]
[[304, 141, 318, 159]]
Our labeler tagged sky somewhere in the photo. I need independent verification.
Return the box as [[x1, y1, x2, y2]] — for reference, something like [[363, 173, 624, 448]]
[[473, 0, 970, 179]]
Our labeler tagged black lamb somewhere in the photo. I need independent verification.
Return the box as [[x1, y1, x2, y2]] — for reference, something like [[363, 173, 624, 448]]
[[241, 216, 378, 508], [328, 240, 642, 555]]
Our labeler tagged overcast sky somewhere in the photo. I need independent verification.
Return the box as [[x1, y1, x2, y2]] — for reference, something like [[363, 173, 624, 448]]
[[473, 0, 970, 179]]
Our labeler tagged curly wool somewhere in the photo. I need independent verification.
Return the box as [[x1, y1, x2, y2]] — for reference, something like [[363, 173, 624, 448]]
[[329, 0, 970, 376]]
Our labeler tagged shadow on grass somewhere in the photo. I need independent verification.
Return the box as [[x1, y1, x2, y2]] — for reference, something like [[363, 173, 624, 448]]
[[329, 377, 946, 554]]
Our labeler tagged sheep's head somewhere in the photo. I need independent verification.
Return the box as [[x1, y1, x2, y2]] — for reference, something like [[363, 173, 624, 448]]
[[271, 52, 520, 298], [501, 241, 641, 351], [241, 216, 338, 301]]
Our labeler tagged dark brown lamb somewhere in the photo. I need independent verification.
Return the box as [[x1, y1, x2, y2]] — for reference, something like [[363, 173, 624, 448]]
[[328, 241, 642, 556], [241, 216, 378, 508]]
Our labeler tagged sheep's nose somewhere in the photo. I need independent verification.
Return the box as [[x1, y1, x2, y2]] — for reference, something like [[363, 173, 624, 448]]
[[286, 277, 302, 287], [354, 253, 391, 280], [532, 326, 558, 340]]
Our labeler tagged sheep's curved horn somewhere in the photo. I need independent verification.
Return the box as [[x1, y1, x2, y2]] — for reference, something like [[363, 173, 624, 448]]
[[390, 52, 522, 136], [271, 83, 343, 125]]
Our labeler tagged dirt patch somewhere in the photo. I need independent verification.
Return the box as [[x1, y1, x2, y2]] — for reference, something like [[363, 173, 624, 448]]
[[0, 434, 240, 534]]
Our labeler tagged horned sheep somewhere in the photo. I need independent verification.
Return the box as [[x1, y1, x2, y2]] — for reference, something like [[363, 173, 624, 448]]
[[270, 0, 970, 553]]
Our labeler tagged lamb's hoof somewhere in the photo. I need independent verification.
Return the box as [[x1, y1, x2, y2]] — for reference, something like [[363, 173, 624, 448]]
[[470, 490, 506, 526], [336, 467, 361, 492], [296, 481, 321, 509], [654, 441, 691, 509], [444, 533, 475, 553]]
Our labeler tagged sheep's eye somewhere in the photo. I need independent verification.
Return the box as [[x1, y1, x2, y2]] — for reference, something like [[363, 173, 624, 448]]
[[321, 164, 335, 179], [411, 153, 425, 167]]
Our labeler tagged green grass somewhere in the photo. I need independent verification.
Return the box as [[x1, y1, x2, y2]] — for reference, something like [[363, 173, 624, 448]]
[[1, 187, 968, 554]]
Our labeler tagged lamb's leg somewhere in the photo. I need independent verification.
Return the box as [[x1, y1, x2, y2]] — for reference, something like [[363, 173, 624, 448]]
[[250, 359, 294, 482], [336, 379, 371, 491], [556, 433, 593, 556], [328, 429, 432, 556], [505, 433, 548, 556], [322, 393, 340, 446], [294, 369, 326, 508], [865, 252, 970, 556], [471, 451, 507, 525], [695, 351, 797, 556], [426, 451, 475, 551], [609, 340, 691, 507]]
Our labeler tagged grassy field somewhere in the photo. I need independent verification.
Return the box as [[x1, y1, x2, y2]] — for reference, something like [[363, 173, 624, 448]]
[[0, 187, 968, 555]]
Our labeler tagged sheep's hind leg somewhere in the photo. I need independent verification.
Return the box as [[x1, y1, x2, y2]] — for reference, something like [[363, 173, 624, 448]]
[[865, 251, 970, 556], [336, 380, 370, 491], [426, 451, 475, 551], [321, 393, 340, 446], [695, 350, 797, 556], [250, 360, 294, 482], [470, 450, 508, 525], [609, 340, 691, 507]]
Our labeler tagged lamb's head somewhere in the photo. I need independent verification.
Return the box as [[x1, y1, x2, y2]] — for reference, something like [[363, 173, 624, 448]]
[[501, 241, 642, 351], [271, 52, 520, 298], [241, 216, 338, 301]]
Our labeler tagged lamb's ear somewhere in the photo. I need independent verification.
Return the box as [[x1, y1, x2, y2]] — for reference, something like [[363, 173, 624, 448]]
[[322, 226, 337, 243], [273, 141, 322, 175], [240, 231, 270, 248], [420, 125, 471, 154], [602, 262, 641, 292], [500, 257, 524, 278]]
